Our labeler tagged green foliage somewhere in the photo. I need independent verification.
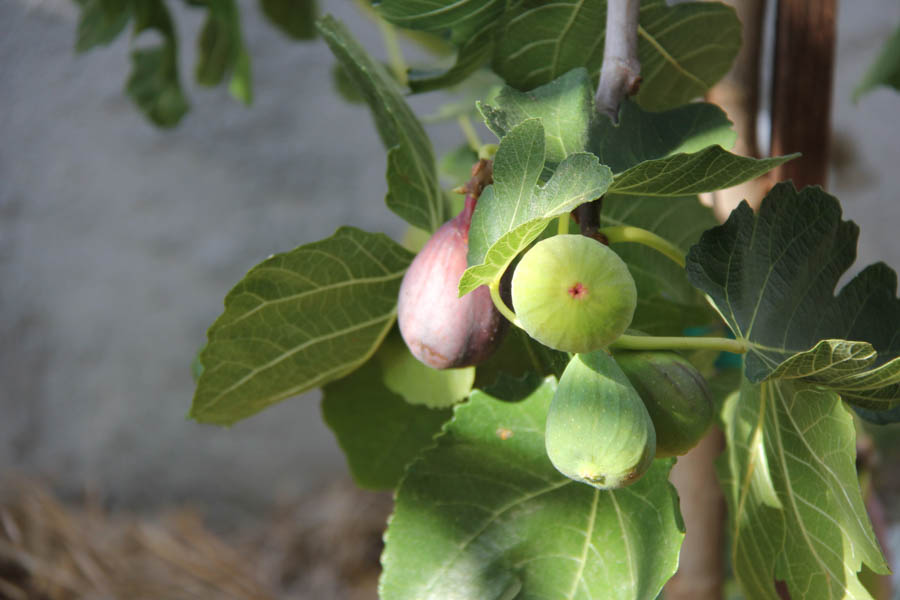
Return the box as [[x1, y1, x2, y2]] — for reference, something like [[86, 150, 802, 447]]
[[66, 1, 900, 596], [460, 119, 613, 295], [194, 0, 253, 104], [190, 227, 414, 425], [322, 356, 451, 490], [379, 0, 740, 108], [380, 380, 684, 599], [854, 23, 900, 101], [719, 378, 890, 599], [318, 16, 445, 233], [687, 183, 900, 412], [259, 0, 318, 40], [602, 196, 717, 336]]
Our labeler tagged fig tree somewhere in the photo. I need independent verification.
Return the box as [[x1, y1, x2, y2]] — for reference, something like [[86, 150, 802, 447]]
[[397, 201, 507, 369], [511, 234, 636, 353], [545, 351, 656, 490], [614, 350, 713, 457]]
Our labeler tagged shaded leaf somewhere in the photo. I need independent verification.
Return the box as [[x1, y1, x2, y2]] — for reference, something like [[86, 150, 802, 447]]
[[191, 227, 414, 425], [460, 119, 612, 295], [260, 0, 318, 40], [602, 195, 718, 336], [474, 327, 569, 401], [380, 379, 684, 599], [75, 0, 132, 52], [195, 0, 253, 105], [322, 358, 451, 490], [407, 22, 495, 93], [686, 183, 900, 409], [318, 15, 445, 232], [377, 0, 505, 45], [718, 378, 888, 600], [853, 23, 900, 101], [126, 0, 189, 127], [492, 0, 740, 111], [589, 100, 796, 196]]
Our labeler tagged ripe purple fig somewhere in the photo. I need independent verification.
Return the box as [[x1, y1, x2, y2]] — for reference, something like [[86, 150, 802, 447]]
[[397, 199, 508, 369]]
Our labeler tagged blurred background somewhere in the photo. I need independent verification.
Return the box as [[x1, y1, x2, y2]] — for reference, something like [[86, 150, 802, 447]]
[[1, 0, 899, 598]]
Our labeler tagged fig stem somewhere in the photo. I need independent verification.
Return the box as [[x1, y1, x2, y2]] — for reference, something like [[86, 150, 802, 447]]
[[600, 226, 686, 268], [489, 278, 522, 328], [612, 334, 747, 354], [457, 115, 482, 153], [557, 215, 569, 236]]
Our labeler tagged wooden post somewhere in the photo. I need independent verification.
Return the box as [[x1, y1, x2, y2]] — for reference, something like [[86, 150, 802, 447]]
[[769, 0, 838, 188]]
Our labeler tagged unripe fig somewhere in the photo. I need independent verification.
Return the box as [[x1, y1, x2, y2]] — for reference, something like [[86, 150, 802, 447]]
[[397, 202, 507, 369], [545, 351, 656, 490], [511, 235, 636, 354], [614, 350, 713, 457]]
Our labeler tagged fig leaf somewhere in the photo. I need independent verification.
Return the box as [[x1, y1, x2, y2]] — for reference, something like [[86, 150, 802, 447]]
[[380, 378, 683, 600]]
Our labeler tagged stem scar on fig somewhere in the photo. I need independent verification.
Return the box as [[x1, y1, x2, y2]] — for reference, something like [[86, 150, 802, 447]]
[[567, 282, 588, 299]]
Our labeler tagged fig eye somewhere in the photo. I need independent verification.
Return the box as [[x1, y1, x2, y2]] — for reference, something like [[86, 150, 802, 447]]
[[511, 234, 636, 354]]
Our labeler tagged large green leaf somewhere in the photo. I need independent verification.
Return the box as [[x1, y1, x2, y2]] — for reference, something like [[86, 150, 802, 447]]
[[191, 227, 414, 425], [686, 183, 900, 410], [318, 16, 445, 232], [322, 357, 451, 490], [460, 119, 613, 295], [479, 68, 594, 171], [380, 379, 684, 599], [602, 195, 717, 336], [492, 0, 739, 111], [853, 23, 900, 101], [126, 1, 190, 127], [719, 378, 889, 600], [407, 22, 496, 93], [194, 0, 253, 105]]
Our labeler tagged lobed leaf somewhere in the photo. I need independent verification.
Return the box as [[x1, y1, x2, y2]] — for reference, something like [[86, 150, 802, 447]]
[[687, 183, 900, 410], [191, 227, 414, 425], [318, 15, 445, 232], [460, 119, 612, 295], [380, 379, 684, 599], [719, 378, 889, 599]]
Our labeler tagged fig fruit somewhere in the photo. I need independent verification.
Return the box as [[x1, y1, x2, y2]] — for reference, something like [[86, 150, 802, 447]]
[[545, 351, 656, 490], [511, 234, 636, 353], [397, 204, 507, 369], [614, 350, 713, 457]]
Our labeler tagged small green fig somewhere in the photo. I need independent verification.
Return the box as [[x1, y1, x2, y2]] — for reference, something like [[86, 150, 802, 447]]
[[511, 235, 636, 353], [397, 199, 508, 369], [545, 351, 656, 490], [614, 350, 713, 457]]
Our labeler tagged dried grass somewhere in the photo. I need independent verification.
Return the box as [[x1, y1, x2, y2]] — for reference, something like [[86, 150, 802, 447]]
[[0, 480, 391, 600]]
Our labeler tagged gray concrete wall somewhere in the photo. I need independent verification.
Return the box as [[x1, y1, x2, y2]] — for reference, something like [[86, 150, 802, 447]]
[[1, 0, 898, 515]]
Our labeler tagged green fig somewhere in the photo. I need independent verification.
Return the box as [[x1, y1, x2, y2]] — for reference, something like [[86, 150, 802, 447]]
[[614, 350, 713, 457], [511, 235, 636, 353], [545, 351, 656, 490]]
